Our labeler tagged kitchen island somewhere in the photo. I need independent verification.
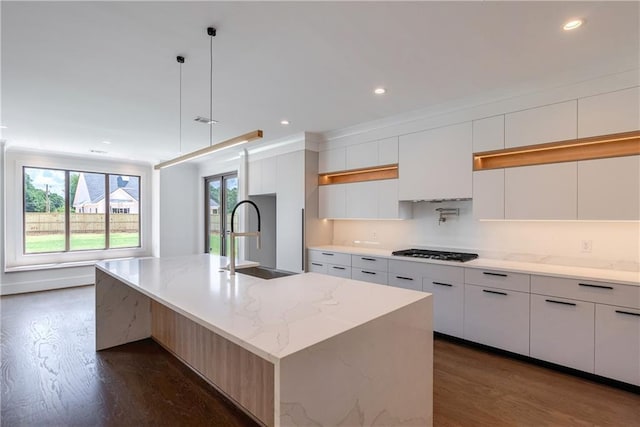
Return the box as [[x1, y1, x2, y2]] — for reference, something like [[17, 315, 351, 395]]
[[95, 254, 433, 426]]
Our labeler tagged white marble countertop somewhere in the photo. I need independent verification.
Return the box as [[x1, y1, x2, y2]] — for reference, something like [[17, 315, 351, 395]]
[[96, 254, 429, 363], [309, 245, 640, 286]]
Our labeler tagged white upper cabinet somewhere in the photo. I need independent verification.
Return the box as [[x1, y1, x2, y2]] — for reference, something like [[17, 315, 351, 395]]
[[473, 115, 504, 152], [248, 157, 277, 195], [345, 181, 377, 219], [319, 184, 346, 219], [318, 148, 346, 173], [399, 122, 473, 201], [248, 159, 262, 195], [505, 162, 577, 220], [578, 155, 640, 220], [578, 87, 640, 138], [473, 169, 504, 220], [505, 100, 577, 148], [345, 137, 399, 170]]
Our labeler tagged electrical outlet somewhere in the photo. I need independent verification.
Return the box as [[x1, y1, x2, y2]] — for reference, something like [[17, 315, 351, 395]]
[[581, 240, 593, 253], [372, 231, 377, 241]]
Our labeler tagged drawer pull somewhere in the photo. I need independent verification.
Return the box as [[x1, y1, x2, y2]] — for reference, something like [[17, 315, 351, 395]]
[[482, 272, 508, 277], [433, 281, 453, 287], [322, 252, 335, 256], [332, 266, 346, 270], [362, 270, 376, 275], [361, 257, 377, 261], [578, 283, 613, 290], [395, 276, 414, 281], [482, 289, 507, 296], [545, 299, 576, 307], [615, 310, 640, 317], [311, 262, 323, 266]]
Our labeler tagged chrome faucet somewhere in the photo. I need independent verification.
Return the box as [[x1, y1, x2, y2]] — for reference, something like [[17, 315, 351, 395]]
[[228, 200, 261, 275]]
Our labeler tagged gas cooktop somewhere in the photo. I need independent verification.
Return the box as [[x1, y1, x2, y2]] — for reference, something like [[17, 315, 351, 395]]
[[391, 249, 478, 262]]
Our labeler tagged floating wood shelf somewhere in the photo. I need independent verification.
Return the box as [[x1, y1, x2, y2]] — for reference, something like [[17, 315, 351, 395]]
[[318, 164, 398, 185], [473, 130, 640, 171]]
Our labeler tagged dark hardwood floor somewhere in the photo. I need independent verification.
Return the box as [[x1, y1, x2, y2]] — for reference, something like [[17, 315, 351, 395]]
[[1, 285, 638, 426]]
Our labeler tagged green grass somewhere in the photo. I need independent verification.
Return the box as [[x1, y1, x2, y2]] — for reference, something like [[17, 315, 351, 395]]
[[25, 233, 140, 253], [209, 234, 221, 255]]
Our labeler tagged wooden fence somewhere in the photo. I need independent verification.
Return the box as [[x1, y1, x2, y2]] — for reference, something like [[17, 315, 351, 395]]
[[25, 213, 139, 235]]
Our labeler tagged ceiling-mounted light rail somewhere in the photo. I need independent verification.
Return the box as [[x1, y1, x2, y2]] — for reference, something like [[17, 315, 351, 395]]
[[154, 130, 263, 170], [473, 130, 640, 171]]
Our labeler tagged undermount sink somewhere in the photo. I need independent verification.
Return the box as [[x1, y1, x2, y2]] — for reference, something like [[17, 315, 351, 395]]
[[236, 266, 297, 280]]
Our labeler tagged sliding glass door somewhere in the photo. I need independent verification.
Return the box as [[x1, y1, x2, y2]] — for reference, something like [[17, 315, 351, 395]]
[[204, 172, 238, 256]]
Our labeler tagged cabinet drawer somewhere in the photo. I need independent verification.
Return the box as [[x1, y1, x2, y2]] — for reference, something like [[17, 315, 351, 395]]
[[530, 294, 595, 373], [351, 268, 388, 286], [531, 275, 640, 309], [423, 279, 464, 338], [423, 264, 464, 284], [308, 261, 327, 274], [388, 259, 430, 277], [308, 250, 351, 267], [463, 284, 530, 355], [595, 304, 640, 386], [352, 255, 389, 270], [465, 268, 530, 292], [388, 273, 422, 291], [326, 264, 351, 279]]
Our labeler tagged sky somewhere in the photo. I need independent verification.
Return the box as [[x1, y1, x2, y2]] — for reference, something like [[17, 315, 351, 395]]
[[25, 167, 65, 196]]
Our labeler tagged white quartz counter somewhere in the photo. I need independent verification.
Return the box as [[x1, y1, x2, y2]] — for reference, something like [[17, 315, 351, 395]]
[[96, 254, 429, 363], [309, 245, 640, 286]]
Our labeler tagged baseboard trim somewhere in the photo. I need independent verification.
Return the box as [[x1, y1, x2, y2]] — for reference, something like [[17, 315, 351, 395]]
[[435, 332, 640, 395], [0, 274, 94, 295]]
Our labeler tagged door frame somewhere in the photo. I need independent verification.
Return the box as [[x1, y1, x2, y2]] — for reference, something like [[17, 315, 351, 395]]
[[204, 171, 237, 255]]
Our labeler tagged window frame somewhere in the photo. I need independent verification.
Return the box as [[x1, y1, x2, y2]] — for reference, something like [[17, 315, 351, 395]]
[[5, 150, 152, 271]]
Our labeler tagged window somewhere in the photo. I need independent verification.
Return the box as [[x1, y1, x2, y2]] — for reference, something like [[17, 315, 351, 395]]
[[204, 172, 238, 256], [23, 167, 141, 254]]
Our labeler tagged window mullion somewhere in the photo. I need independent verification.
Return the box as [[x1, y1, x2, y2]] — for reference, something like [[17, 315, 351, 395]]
[[65, 170, 70, 252], [105, 174, 110, 249]]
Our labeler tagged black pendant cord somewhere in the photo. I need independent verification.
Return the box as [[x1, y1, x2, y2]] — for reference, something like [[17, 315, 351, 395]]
[[179, 60, 183, 154], [209, 33, 213, 147], [176, 55, 185, 154]]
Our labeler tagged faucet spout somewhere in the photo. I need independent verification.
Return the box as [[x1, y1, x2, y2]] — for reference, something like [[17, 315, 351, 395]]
[[228, 200, 262, 275]]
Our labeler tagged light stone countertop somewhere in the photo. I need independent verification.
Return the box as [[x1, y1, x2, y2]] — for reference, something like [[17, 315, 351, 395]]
[[309, 245, 640, 287], [96, 254, 429, 363]]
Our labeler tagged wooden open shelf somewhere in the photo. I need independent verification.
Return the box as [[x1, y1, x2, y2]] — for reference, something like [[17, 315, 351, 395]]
[[473, 130, 640, 171], [318, 164, 398, 185]]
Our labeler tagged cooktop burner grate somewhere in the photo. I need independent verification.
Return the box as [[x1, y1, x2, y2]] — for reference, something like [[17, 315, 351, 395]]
[[391, 249, 478, 262]]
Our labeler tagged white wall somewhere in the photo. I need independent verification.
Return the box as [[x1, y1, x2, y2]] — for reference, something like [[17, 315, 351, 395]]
[[333, 201, 640, 268], [159, 163, 200, 257]]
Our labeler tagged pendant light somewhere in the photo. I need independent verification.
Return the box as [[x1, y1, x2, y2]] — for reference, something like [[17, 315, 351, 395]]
[[155, 27, 263, 170]]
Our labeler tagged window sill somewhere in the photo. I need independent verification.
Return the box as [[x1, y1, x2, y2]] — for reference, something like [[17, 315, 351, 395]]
[[4, 257, 140, 273]]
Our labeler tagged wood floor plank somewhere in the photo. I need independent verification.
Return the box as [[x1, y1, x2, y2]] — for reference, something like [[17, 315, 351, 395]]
[[2, 285, 638, 426]]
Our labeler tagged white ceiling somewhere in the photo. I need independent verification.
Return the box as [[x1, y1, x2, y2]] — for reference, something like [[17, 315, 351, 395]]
[[2, 1, 638, 164]]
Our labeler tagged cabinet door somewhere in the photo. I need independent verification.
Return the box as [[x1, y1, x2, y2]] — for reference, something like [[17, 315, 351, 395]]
[[423, 279, 464, 338], [399, 122, 472, 200], [318, 148, 346, 173], [378, 137, 399, 165], [530, 294, 595, 372], [345, 181, 377, 219], [248, 160, 262, 195], [578, 156, 640, 220], [318, 184, 346, 219], [505, 162, 577, 220], [261, 156, 277, 194], [346, 141, 378, 170], [472, 169, 504, 220], [505, 101, 577, 148], [276, 151, 304, 273], [595, 304, 640, 386], [473, 115, 504, 152], [578, 87, 640, 138], [377, 179, 404, 219], [464, 284, 530, 355]]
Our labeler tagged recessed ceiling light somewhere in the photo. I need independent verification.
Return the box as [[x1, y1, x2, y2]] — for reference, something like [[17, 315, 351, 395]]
[[280, 120, 290, 125], [563, 19, 583, 31], [374, 87, 386, 95], [101, 140, 111, 145]]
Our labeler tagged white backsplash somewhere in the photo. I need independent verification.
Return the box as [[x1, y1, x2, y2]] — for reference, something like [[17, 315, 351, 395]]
[[332, 200, 640, 271]]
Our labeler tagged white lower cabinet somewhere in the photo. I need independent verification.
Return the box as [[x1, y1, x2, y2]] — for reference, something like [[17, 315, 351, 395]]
[[308, 261, 327, 274], [530, 294, 595, 372], [595, 304, 640, 386], [423, 278, 464, 338], [464, 284, 530, 355], [351, 268, 387, 285], [326, 264, 351, 278]]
